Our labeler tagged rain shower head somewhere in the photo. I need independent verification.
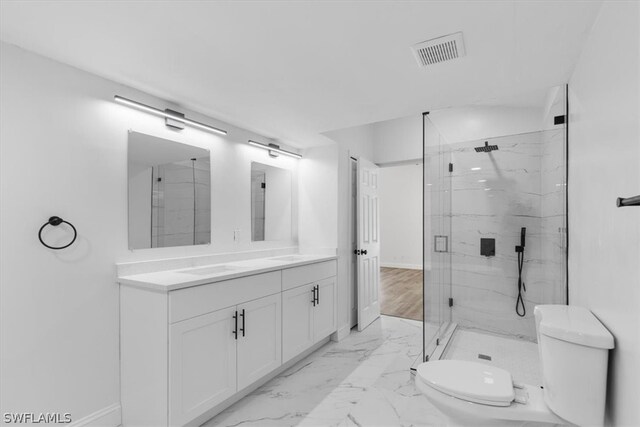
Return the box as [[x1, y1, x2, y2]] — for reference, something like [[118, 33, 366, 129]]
[[475, 141, 499, 153]]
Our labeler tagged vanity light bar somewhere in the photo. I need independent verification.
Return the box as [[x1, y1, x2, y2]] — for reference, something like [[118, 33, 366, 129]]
[[114, 95, 227, 135], [248, 140, 302, 159]]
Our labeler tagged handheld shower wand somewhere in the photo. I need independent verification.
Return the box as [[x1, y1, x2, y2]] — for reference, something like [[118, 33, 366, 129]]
[[515, 227, 526, 317]]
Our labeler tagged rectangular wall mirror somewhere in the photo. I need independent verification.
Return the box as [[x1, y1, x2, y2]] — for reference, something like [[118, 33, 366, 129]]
[[251, 162, 292, 242], [128, 131, 211, 249]]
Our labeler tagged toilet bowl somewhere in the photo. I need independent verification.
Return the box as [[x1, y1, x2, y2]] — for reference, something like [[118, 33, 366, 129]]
[[415, 360, 567, 427], [415, 305, 614, 427]]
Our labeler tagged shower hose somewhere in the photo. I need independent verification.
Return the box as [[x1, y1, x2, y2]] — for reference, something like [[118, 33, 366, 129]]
[[515, 249, 526, 317]]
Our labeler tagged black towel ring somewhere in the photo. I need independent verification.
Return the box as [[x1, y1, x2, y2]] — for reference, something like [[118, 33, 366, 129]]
[[38, 216, 77, 250]]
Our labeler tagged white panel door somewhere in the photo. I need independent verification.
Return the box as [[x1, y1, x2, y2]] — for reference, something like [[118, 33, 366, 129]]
[[237, 293, 282, 390], [169, 307, 237, 426], [313, 277, 337, 340], [282, 283, 315, 363], [357, 157, 381, 331]]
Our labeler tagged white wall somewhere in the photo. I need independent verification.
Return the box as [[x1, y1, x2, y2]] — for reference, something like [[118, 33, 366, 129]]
[[379, 164, 423, 269], [427, 105, 546, 146], [367, 97, 555, 166], [0, 42, 306, 423], [568, 2, 640, 426], [371, 115, 422, 165], [298, 145, 338, 254]]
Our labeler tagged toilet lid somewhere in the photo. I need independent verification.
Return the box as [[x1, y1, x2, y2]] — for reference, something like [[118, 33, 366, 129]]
[[417, 360, 515, 406]]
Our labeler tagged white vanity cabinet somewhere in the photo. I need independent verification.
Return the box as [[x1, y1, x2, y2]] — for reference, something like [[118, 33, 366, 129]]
[[313, 277, 337, 339], [169, 306, 237, 425], [236, 293, 282, 390], [168, 293, 281, 426], [282, 261, 337, 363], [119, 256, 336, 427]]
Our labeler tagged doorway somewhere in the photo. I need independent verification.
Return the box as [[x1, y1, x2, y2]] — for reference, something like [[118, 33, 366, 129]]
[[349, 156, 423, 330], [378, 163, 424, 321]]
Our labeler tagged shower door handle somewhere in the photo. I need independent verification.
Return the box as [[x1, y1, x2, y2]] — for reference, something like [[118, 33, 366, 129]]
[[434, 235, 449, 253]]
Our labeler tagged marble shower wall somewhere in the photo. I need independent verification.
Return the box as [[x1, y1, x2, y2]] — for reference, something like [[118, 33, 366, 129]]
[[447, 129, 566, 340], [152, 157, 211, 247]]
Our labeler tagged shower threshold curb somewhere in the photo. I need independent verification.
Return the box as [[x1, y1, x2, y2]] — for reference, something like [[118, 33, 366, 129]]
[[410, 322, 458, 372]]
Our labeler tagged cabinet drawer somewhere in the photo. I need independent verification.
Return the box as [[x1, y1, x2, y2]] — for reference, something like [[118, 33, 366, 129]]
[[169, 271, 281, 323], [282, 260, 337, 291]]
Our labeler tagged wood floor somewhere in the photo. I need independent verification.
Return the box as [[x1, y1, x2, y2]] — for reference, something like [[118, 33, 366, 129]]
[[379, 267, 423, 321]]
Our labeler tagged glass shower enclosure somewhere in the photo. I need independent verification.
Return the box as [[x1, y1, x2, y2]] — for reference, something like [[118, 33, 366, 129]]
[[422, 91, 568, 361], [423, 114, 453, 360]]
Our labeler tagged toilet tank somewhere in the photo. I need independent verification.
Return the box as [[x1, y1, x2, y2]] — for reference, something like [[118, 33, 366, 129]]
[[534, 305, 614, 427]]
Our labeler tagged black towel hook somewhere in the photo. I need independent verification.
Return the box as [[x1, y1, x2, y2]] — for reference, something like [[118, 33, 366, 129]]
[[38, 216, 77, 250]]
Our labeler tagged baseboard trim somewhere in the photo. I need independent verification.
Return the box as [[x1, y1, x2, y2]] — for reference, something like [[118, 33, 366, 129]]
[[381, 263, 422, 270], [69, 403, 121, 427], [331, 324, 351, 342]]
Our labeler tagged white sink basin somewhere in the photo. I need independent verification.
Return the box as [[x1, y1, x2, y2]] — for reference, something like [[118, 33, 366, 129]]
[[180, 265, 245, 276], [177, 256, 316, 277], [228, 259, 283, 269], [268, 255, 310, 262]]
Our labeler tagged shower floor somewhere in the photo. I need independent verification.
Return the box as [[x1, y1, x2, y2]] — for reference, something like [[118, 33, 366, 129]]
[[442, 328, 542, 386]]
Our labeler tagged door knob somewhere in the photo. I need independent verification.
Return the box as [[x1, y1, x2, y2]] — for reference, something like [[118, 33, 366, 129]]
[[354, 249, 361, 255], [362, 249, 368, 255]]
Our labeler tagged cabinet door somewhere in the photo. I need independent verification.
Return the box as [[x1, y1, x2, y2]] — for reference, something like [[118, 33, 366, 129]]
[[237, 293, 282, 390], [313, 277, 337, 341], [282, 283, 315, 363], [169, 306, 237, 426]]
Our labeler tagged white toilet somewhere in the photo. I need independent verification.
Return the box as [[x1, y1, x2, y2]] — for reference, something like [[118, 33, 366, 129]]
[[415, 305, 614, 427]]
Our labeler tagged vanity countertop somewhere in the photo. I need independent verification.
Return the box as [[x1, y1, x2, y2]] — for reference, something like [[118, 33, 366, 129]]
[[117, 254, 337, 292]]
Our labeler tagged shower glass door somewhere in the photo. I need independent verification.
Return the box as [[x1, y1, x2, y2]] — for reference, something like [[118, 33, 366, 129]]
[[420, 86, 568, 362], [423, 114, 453, 361], [446, 128, 567, 339]]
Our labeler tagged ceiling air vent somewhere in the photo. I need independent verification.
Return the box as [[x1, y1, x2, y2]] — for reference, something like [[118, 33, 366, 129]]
[[411, 32, 466, 67]]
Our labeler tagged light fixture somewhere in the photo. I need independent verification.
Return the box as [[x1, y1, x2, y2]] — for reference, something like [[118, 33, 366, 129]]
[[114, 95, 227, 135], [478, 179, 487, 183], [248, 140, 302, 159], [471, 167, 482, 171]]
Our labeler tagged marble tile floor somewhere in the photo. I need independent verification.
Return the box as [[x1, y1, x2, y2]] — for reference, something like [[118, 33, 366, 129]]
[[203, 315, 448, 427], [443, 328, 542, 386]]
